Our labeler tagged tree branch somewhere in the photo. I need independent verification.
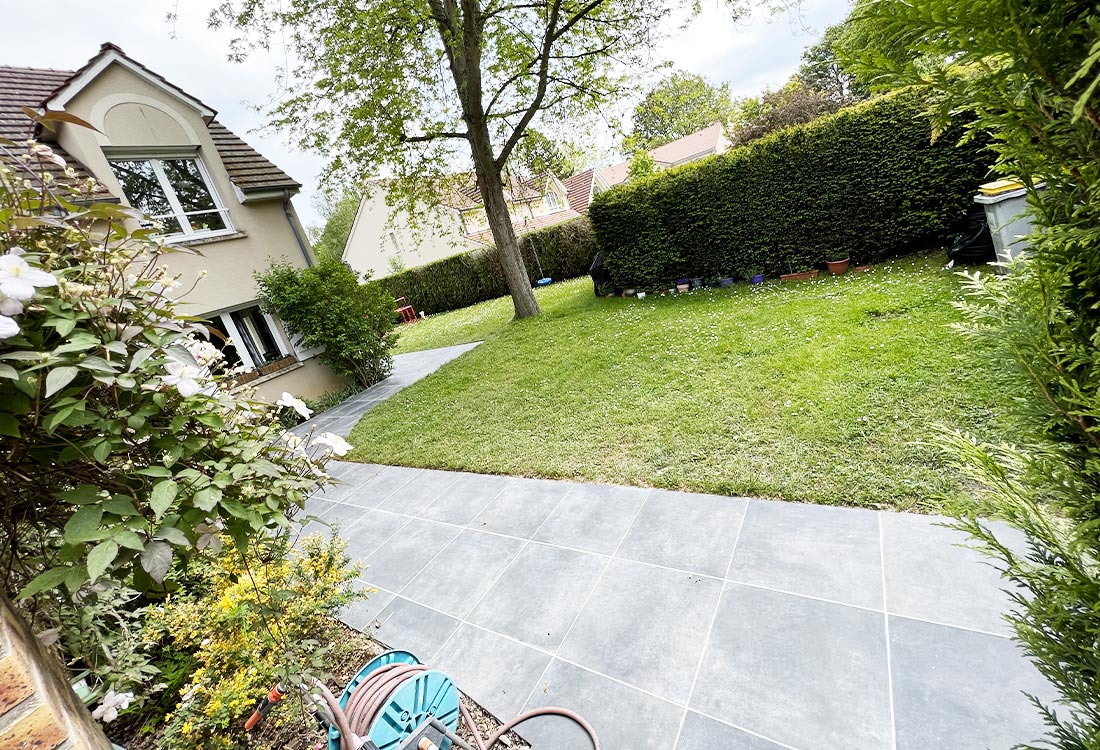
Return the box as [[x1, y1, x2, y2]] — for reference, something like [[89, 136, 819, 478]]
[[399, 131, 470, 142]]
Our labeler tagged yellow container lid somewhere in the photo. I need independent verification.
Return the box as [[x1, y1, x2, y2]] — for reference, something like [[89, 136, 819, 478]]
[[979, 178, 1026, 196]]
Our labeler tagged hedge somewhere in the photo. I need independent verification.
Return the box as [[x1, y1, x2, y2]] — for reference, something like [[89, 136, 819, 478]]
[[372, 216, 597, 314], [587, 91, 993, 288]]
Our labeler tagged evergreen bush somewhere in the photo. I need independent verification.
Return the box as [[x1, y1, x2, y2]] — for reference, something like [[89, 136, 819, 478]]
[[587, 91, 993, 288], [375, 217, 597, 315]]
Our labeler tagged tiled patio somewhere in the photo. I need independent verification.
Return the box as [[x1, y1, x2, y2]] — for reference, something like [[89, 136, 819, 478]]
[[302, 463, 1055, 750]]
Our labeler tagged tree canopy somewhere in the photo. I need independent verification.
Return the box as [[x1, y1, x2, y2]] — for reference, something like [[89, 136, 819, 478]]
[[796, 23, 869, 104], [630, 70, 737, 151], [210, 1, 750, 318], [309, 189, 361, 263]]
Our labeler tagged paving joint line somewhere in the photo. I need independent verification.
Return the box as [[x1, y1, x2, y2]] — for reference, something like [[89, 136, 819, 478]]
[[880, 513, 898, 750]]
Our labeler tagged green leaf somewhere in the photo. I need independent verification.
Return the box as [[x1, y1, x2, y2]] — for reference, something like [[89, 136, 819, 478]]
[[18, 567, 70, 599], [0, 413, 20, 438], [140, 540, 172, 584], [149, 480, 178, 519], [192, 487, 222, 512], [64, 506, 104, 543], [45, 366, 78, 397], [136, 466, 173, 478], [103, 497, 137, 516], [53, 317, 77, 337], [0, 364, 17, 379], [112, 529, 146, 551], [87, 541, 119, 581], [92, 440, 112, 464], [155, 527, 189, 546]]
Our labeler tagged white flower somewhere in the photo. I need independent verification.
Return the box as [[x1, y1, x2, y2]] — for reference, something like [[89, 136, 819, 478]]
[[276, 391, 313, 419], [161, 360, 204, 397], [91, 689, 134, 723], [0, 289, 23, 317], [29, 142, 66, 168], [312, 432, 353, 456], [0, 315, 19, 339], [280, 431, 307, 455], [0, 252, 57, 302], [185, 339, 222, 366]]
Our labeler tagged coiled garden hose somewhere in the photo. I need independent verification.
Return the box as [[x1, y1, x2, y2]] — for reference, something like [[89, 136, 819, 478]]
[[308, 663, 601, 750]]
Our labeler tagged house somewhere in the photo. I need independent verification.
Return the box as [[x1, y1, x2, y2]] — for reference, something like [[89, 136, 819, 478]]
[[341, 168, 608, 279], [600, 121, 730, 187], [0, 43, 344, 401]]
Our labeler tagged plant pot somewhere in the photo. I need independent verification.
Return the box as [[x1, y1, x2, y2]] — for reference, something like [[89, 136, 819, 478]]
[[854, 264, 873, 273], [750, 274, 765, 284], [718, 277, 735, 288], [623, 288, 636, 296], [780, 270, 820, 282], [636, 291, 646, 299], [690, 277, 703, 289], [676, 283, 690, 293], [826, 258, 850, 275]]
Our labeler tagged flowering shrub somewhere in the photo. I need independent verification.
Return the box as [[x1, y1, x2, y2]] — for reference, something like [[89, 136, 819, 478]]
[[0, 129, 349, 704], [147, 533, 361, 750]]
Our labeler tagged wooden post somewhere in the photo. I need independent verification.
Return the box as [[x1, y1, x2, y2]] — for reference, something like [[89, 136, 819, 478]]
[[0, 593, 113, 750]]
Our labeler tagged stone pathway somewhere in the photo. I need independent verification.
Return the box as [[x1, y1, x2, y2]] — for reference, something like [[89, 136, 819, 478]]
[[304, 464, 1054, 750], [293, 343, 1052, 750]]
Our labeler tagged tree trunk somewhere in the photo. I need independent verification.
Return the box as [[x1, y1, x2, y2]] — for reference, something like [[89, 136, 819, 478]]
[[468, 120, 540, 319], [0, 593, 112, 750]]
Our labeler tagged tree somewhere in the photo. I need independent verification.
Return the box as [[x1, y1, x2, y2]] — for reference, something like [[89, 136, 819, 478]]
[[209, 2, 755, 320], [630, 70, 736, 150], [511, 129, 573, 179], [797, 23, 868, 104], [731, 80, 839, 145], [309, 189, 361, 263], [844, 1, 1100, 747]]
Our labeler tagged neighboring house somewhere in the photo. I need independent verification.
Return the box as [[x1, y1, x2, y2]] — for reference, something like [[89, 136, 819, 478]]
[[342, 169, 608, 279], [600, 121, 730, 187], [0, 43, 344, 401]]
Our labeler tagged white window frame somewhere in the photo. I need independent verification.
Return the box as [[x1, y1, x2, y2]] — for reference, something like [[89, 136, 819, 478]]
[[109, 155, 234, 240], [546, 190, 563, 210], [213, 304, 290, 371]]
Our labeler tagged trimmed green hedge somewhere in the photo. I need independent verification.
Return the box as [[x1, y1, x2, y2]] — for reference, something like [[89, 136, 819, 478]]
[[588, 92, 993, 288], [373, 216, 597, 314]]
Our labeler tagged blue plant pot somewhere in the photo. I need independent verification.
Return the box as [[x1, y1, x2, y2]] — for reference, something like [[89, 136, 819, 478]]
[[718, 277, 735, 288], [750, 274, 765, 284]]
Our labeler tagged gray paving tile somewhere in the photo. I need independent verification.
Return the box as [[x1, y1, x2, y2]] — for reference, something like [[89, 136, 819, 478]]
[[728, 500, 884, 609], [432, 624, 551, 721], [521, 659, 684, 750], [401, 530, 524, 618], [361, 518, 461, 592], [558, 559, 722, 703], [890, 616, 1056, 750], [372, 596, 460, 660], [470, 477, 572, 538], [692, 584, 892, 750], [317, 501, 371, 534], [329, 416, 360, 436], [618, 490, 746, 577], [376, 469, 461, 516], [314, 462, 386, 503], [418, 472, 511, 525], [348, 465, 422, 508], [467, 543, 607, 650], [882, 513, 1015, 635], [337, 579, 395, 632], [339, 508, 411, 564], [533, 483, 650, 555], [675, 712, 788, 750]]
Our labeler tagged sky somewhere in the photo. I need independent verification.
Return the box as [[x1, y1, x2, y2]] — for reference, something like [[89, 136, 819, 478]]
[[1, 0, 852, 230]]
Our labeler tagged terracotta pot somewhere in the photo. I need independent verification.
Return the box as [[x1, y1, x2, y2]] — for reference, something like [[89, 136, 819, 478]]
[[676, 283, 690, 293], [826, 258, 850, 275], [854, 264, 873, 273], [780, 270, 820, 282]]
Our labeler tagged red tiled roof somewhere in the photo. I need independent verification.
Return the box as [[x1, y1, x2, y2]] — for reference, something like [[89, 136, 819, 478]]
[[600, 121, 726, 187], [444, 172, 547, 211], [0, 44, 299, 197], [560, 169, 596, 214], [464, 208, 582, 246]]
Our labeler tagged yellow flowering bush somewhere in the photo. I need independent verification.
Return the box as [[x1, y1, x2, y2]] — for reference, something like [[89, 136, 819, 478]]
[[148, 533, 363, 750]]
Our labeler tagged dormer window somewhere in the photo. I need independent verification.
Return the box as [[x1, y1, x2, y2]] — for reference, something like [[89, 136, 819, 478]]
[[546, 190, 563, 210], [109, 157, 232, 238]]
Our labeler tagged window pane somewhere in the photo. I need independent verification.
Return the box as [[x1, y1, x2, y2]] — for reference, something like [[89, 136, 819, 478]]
[[204, 318, 241, 368], [109, 160, 181, 234], [231, 306, 282, 367], [162, 160, 227, 232]]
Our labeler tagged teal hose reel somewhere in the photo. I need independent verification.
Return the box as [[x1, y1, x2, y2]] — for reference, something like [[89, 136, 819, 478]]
[[328, 650, 460, 750]]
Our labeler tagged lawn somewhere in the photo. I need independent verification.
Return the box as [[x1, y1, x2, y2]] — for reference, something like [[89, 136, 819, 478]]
[[352, 253, 1003, 512]]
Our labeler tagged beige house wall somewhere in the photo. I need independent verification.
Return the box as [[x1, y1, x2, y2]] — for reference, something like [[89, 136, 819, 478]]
[[52, 61, 341, 401], [343, 189, 473, 279]]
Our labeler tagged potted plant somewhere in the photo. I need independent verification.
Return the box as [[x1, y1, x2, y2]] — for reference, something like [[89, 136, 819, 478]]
[[780, 265, 820, 282], [747, 267, 765, 284], [623, 287, 636, 297], [826, 250, 850, 275], [718, 276, 735, 288], [676, 277, 691, 293], [690, 276, 704, 289]]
